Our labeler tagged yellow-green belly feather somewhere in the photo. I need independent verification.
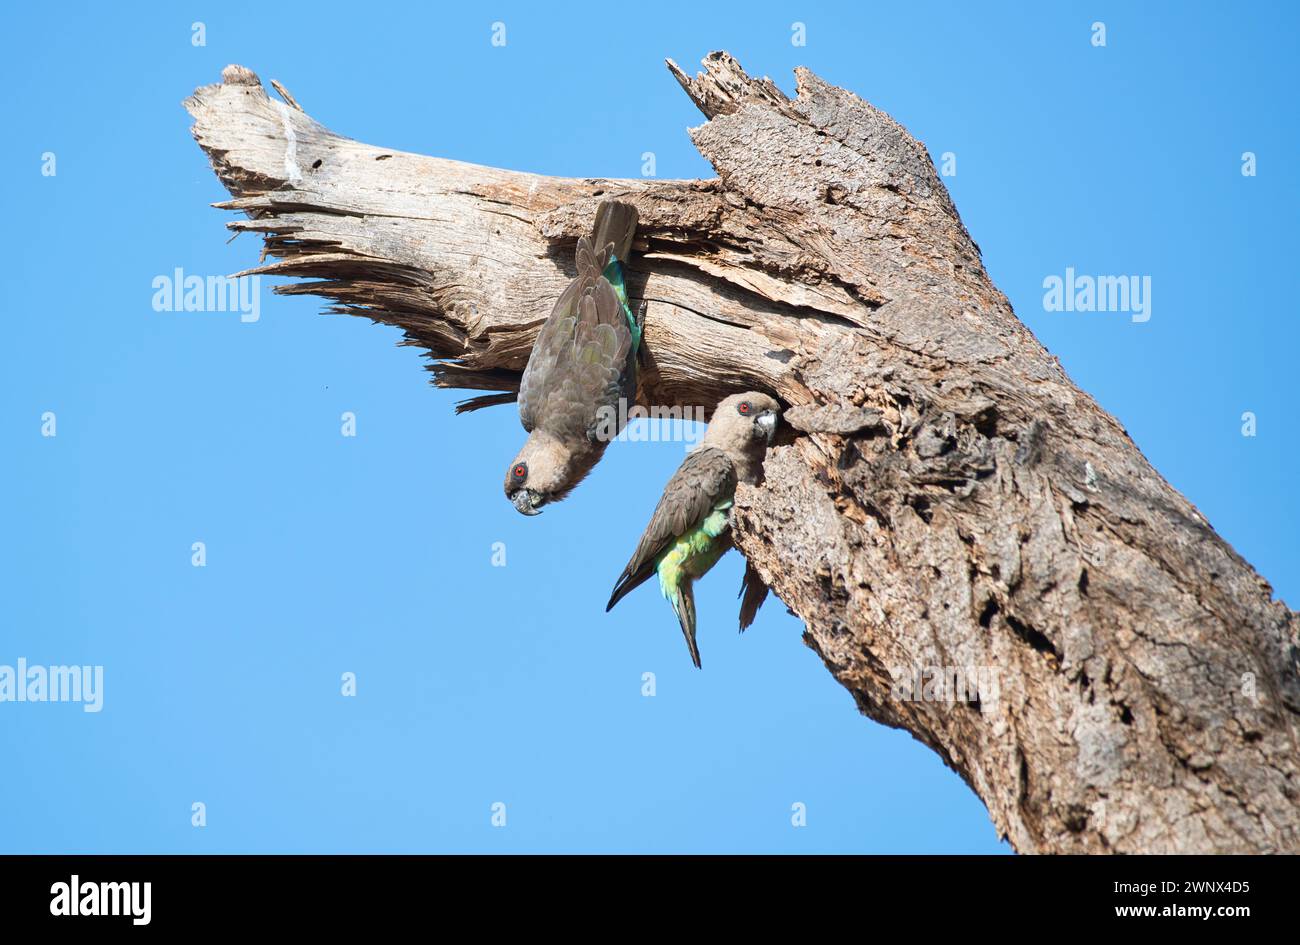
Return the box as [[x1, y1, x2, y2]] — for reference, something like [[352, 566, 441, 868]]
[[656, 501, 732, 609]]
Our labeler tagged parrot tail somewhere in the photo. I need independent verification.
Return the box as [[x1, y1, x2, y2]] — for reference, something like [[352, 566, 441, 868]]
[[672, 583, 703, 670], [738, 560, 769, 632], [591, 200, 638, 264]]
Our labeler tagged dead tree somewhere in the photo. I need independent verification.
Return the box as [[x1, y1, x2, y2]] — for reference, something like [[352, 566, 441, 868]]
[[185, 53, 1299, 853]]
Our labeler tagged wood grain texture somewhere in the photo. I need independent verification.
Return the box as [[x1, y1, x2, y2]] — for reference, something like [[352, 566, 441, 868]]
[[186, 53, 1300, 853]]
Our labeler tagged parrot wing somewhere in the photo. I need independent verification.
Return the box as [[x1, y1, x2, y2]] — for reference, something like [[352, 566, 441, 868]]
[[518, 236, 634, 442], [605, 446, 737, 612]]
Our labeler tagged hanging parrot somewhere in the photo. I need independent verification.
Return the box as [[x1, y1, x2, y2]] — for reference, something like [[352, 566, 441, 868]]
[[505, 200, 641, 516], [605, 392, 781, 668]]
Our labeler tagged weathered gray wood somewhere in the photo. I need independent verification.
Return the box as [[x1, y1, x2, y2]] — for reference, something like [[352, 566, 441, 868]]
[[186, 53, 1300, 853]]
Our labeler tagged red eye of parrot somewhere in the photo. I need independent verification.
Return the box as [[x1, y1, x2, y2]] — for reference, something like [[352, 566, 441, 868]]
[[512, 463, 527, 480], [738, 402, 751, 415]]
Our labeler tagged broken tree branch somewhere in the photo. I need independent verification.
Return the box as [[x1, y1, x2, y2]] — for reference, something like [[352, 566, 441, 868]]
[[185, 53, 1300, 853]]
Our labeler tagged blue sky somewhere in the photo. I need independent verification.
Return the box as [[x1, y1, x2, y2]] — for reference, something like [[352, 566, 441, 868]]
[[1, 2, 1295, 853]]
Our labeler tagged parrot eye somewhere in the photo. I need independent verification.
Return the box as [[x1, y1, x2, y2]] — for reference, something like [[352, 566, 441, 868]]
[[512, 463, 527, 482], [737, 402, 751, 415]]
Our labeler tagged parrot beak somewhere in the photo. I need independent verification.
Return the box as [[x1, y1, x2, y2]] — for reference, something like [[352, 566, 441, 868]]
[[511, 489, 544, 516], [756, 410, 778, 442]]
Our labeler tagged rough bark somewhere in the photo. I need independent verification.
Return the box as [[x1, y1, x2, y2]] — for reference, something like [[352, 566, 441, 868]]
[[184, 53, 1300, 853]]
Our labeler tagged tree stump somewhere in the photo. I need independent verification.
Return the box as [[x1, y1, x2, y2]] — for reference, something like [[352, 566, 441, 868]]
[[185, 52, 1300, 853]]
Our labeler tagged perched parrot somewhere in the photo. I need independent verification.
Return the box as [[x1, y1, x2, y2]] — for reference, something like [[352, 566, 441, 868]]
[[605, 392, 781, 668], [505, 200, 641, 516]]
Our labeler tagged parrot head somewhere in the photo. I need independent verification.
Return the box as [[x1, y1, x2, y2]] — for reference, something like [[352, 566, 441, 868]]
[[706, 392, 781, 446], [504, 431, 599, 516], [699, 391, 781, 484]]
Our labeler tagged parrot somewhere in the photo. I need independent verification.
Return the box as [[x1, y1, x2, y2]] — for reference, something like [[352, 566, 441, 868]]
[[605, 391, 781, 668], [505, 199, 642, 516]]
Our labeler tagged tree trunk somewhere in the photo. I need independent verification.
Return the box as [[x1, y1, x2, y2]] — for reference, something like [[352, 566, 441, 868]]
[[184, 53, 1300, 853]]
